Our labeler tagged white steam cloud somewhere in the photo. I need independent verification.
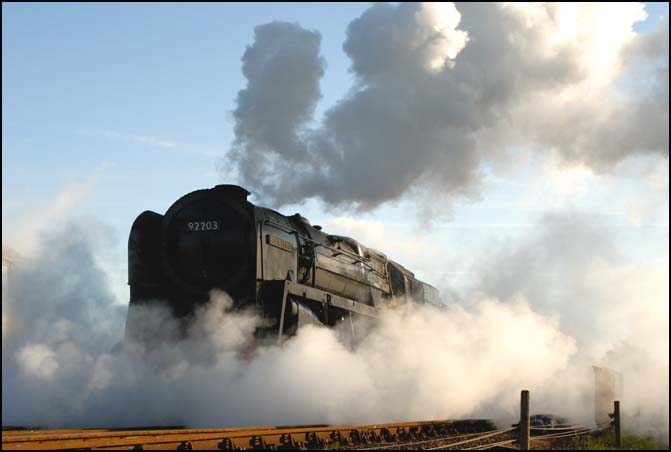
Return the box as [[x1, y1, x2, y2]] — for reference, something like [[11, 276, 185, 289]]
[[1, 224, 575, 428], [469, 212, 669, 436], [2, 215, 667, 443], [228, 3, 668, 210]]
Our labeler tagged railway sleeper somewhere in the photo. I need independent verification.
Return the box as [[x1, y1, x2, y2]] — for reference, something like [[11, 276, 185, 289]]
[[365, 430, 379, 443], [394, 426, 408, 442], [348, 429, 362, 445], [217, 438, 234, 450], [380, 428, 394, 443], [304, 431, 324, 449], [276, 433, 296, 450], [329, 430, 343, 444], [248, 435, 266, 450]]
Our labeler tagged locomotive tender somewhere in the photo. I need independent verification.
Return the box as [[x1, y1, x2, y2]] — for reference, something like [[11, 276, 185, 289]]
[[126, 184, 439, 341]]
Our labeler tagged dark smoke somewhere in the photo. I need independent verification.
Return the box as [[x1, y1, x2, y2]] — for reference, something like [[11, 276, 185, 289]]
[[227, 3, 669, 210], [228, 21, 325, 197]]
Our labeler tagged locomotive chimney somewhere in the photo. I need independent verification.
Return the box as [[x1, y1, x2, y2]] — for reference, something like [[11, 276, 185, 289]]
[[213, 184, 251, 200]]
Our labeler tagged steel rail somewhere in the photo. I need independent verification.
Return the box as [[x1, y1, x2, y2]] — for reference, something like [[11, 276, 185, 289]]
[[2, 419, 493, 450], [594, 421, 614, 431], [530, 427, 592, 441], [529, 424, 586, 431], [465, 438, 516, 450], [355, 430, 495, 450], [468, 426, 596, 450], [425, 428, 515, 450]]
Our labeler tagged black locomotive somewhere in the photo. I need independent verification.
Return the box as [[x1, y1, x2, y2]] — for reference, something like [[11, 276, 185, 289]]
[[126, 185, 439, 342]]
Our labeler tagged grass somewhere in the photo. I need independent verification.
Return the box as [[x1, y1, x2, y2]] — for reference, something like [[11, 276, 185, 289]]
[[557, 433, 668, 450]]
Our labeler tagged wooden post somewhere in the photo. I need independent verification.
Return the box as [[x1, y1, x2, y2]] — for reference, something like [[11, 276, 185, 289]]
[[519, 390, 530, 450], [614, 400, 621, 448]]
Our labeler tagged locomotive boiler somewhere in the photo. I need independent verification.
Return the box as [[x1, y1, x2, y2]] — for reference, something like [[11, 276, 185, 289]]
[[126, 184, 439, 342]]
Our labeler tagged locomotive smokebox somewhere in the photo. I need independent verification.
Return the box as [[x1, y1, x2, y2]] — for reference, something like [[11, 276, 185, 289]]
[[162, 185, 255, 296]]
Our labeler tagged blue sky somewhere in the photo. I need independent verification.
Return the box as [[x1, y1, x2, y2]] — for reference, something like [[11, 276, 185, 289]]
[[2, 3, 669, 302]]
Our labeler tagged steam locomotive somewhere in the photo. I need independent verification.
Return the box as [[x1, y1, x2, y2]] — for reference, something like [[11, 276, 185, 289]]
[[126, 185, 439, 342]]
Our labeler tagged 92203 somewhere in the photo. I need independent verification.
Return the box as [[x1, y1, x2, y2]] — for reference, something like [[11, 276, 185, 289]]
[[187, 221, 219, 231]]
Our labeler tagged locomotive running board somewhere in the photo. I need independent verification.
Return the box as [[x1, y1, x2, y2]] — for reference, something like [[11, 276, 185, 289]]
[[260, 280, 379, 342], [286, 281, 378, 318]]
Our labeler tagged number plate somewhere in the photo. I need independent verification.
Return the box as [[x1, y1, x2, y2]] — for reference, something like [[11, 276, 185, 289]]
[[187, 220, 219, 231], [266, 234, 293, 252]]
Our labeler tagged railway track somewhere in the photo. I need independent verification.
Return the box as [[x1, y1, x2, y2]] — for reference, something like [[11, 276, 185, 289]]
[[2, 419, 496, 450], [2, 418, 611, 450], [353, 427, 517, 450]]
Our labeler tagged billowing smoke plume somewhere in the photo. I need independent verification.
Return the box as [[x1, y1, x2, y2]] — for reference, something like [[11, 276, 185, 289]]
[[228, 3, 668, 210], [231, 22, 324, 175]]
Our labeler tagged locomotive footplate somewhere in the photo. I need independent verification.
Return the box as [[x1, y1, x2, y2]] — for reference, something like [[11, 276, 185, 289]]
[[258, 280, 378, 341], [283, 280, 378, 319]]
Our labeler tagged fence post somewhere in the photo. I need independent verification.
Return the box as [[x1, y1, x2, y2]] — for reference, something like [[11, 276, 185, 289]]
[[614, 400, 621, 448], [519, 390, 530, 450]]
